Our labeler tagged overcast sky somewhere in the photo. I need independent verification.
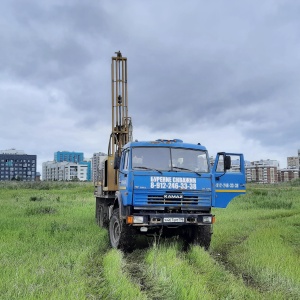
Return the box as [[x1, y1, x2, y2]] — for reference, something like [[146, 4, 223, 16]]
[[1, 0, 300, 173]]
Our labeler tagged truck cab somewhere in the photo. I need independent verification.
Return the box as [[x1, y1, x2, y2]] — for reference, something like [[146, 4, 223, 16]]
[[102, 139, 246, 250]]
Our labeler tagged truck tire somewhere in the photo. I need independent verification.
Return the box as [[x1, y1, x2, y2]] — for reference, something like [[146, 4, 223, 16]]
[[194, 225, 212, 250], [96, 199, 109, 229], [181, 226, 194, 247], [109, 208, 135, 251]]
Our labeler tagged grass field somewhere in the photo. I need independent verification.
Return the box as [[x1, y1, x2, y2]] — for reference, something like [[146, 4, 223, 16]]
[[0, 181, 299, 299]]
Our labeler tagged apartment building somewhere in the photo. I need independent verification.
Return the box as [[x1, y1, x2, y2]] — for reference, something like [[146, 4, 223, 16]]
[[281, 150, 300, 182], [278, 169, 299, 182], [245, 159, 279, 183], [287, 156, 299, 170], [0, 149, 37, 181], [42, 161, 88, 181], [42, 151, 92, 181]]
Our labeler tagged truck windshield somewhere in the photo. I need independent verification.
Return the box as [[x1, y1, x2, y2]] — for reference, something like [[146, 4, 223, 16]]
[[132, 147, 209, 172]]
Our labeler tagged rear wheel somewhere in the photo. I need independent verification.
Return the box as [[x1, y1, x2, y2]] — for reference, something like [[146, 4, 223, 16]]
[[96, 199, 109, 228], [109, 208, 136, 251]]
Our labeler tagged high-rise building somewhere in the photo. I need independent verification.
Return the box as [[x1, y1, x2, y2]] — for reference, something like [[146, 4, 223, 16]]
[[0, 149, 37, 181], [54, 151, 84, 163], [287, 156, 299, 169], [92, 152, 107, 182], [81, 159, 92, 181]]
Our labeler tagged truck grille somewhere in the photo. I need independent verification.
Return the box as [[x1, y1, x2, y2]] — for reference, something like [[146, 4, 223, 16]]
[[133, 190, 211, 207], [148, 194, 200, 205]]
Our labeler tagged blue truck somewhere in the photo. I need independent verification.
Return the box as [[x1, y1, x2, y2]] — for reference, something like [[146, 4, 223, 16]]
[[94, 52, 246, 250]]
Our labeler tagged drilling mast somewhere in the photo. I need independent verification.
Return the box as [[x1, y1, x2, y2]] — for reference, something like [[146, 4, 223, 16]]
[[103, 51, 132, 193]]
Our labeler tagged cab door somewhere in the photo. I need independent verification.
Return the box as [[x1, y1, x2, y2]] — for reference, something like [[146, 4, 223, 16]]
[[212, 152, 246, 208], [118, 149, 130, 205]]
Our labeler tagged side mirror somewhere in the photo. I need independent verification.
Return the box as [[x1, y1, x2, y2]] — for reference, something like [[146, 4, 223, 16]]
[[114, 155, 121, 170], [224, 155, 231, 170]]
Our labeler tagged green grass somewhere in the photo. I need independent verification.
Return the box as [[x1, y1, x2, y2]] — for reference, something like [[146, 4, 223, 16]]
[[229, 225, 300, 298], [211, 183, 300, 299], [0, 181, 299, 299], [0, 182, 104, 299]]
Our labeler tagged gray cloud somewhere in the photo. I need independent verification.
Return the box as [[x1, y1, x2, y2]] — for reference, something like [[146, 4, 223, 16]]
[[1, 0, 300, 172]]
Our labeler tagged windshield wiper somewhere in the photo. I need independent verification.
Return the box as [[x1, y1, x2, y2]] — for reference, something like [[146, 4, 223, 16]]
[[134, 166, 163, 174], [172, 166, 202, 176], [172, 166, 191, 171]]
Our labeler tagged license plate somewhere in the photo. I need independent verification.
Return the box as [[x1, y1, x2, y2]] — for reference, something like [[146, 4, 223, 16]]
[[163, 217, 185, 223]]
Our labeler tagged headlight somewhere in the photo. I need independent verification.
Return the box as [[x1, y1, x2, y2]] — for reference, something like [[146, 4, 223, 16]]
[[202, 216, 212, 223], [133, 216, 144, 224]]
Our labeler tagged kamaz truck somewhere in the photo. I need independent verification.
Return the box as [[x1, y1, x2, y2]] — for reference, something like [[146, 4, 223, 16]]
[[94, 52, 246, 250]]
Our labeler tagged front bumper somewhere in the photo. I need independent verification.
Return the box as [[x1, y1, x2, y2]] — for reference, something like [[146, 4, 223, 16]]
[[126, 213, 214, 226]]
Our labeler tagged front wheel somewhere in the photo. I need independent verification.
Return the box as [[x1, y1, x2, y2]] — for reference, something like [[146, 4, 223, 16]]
[[109, 208, 136, 251], [181, 225, 212, 250], [194, 225, 212, 250]]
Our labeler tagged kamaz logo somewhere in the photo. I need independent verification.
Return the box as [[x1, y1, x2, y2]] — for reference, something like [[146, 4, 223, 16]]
[[164, 194, 183, 199]]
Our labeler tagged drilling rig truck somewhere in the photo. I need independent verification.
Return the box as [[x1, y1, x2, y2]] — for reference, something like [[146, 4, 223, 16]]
[[94, 51, 246, 250]]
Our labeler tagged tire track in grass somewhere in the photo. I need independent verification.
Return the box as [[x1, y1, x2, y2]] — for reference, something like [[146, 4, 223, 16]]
[[85, 242, 147, 299], [143, 241, 214, 300], [125, 249, 172, 300], [125, 238, 260, 299], [209, 223, 299, 299], [227, 224, 300, 299], [210, 235, 274, 297], [85, 231, 168, 299], [84, 230, 111, 299], [210, 235, 256, 286], [101, 249, 148, 300], [186, 245, 263, 300]]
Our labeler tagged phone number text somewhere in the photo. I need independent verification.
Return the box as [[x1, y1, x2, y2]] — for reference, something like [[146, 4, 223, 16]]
[[150, 182, 197, 189]]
